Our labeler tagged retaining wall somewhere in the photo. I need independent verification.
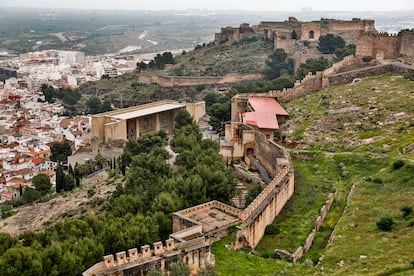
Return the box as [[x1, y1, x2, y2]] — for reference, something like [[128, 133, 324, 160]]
[[138, 71, 264, 87]]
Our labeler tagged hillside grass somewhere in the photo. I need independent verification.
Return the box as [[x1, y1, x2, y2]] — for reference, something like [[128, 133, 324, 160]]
[[170, 39, 273, 76], [215, 74, 414, 275], [319, 161, 414, 275], [212, 236, 316, 275]]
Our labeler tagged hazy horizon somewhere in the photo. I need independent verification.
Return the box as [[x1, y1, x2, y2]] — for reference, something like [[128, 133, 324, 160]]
[[0, 0, 412, 12]]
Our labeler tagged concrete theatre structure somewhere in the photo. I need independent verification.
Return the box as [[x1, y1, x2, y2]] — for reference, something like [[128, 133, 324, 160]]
[[92, 100, 205, 143]]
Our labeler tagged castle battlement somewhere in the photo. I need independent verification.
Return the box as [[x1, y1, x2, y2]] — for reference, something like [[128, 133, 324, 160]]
[[102, 239, 176, 269]]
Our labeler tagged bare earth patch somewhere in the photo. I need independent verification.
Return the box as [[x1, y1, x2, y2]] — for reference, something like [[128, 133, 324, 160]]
[[1, 170, 116, 236]]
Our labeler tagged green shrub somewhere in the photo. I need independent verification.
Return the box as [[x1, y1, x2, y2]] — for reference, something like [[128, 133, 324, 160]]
[[376, 215, 395, 231], [362, 56, 372, 62], [392, 160, 405, 170], [403, 72, 414, 81], [401, 206, 413, 218], [261, 252, 279, 259], [265, 224, 280, 235], [373, 177, 383, 184]]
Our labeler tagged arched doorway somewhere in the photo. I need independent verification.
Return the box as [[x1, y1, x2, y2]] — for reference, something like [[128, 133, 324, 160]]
[[309, 30, 314, 39]]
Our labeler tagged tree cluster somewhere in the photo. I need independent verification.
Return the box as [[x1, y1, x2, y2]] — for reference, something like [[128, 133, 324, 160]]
[[317, 34, 346, 54], [50, 141, 72, 164], [85, 96, 112, 115], [137, 51, 175, 71], [295, 57, 330, 80], [56, 154, 108, 193], [264, 49, 294, 79], [204, 91, 235, 130], [40, 84, 81, 106]]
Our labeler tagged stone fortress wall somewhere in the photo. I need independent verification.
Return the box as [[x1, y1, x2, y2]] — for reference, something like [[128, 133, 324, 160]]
[[244, 56, 414, 103], [215, 17, 413, 62], [138, 71, 264, 87]]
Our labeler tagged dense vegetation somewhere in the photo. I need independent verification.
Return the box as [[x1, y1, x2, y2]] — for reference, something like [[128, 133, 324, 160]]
[[0, 110, 235, 275]]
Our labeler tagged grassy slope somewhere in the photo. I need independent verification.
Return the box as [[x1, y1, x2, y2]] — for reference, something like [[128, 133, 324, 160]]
[[212, 237, 316, 275], [214, 74, 414, 275]]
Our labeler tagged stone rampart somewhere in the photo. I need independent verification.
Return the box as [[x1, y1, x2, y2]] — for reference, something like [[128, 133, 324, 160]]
[[175, 200, 243, 219], [138, 71, 264, 87], [231, 128, 294, 249], [240, 166, 290, 222], [254, 132, 289, 178], [400, 31, 414, 57], [355, 31, 414, 60], [245, 57, 413, 104]]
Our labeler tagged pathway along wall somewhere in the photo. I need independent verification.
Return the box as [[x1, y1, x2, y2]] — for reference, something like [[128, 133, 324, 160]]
[[234, 130, 295, 249]]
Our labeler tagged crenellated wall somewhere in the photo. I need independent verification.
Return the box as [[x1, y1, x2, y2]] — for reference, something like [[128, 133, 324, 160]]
[[224, 55, 409, 106], [356, 32, 402, 59], [400, 31, 414, 57], [356, 31, 414, 60], [82, 237, 214, 276]]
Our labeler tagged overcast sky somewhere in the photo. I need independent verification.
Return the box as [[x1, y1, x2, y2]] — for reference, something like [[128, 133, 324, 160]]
[[0, 0, 412, 11]]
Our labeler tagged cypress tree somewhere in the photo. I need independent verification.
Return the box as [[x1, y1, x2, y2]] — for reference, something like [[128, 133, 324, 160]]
[[56, 166, 64, 193]]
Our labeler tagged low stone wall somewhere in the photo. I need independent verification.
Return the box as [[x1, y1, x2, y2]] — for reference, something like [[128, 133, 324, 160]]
[[243, 58, 413, 105], [328, 63, 414, 85], [138, 71, 264, 87], [275, 193, 335, 263]]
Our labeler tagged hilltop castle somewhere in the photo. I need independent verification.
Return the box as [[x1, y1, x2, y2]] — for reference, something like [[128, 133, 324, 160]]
[[215, 17, 414, 60]]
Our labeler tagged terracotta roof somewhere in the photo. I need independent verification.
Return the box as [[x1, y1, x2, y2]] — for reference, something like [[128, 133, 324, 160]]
[[243, 112, 279, 129], [60, 118, 71, 128], [32, 157, 43, 165], [11, 183, 25, 189], [248, 97, 289, 116], [8, 177, 27, 184], [71, 130, 82, 136], [2, 191, 12, 199]]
